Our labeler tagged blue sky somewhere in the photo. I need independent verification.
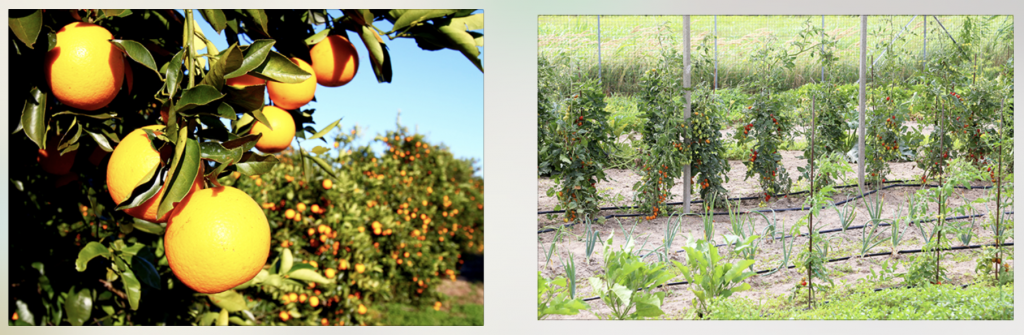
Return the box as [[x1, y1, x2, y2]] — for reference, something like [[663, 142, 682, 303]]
[[184, 10, 484, 177]]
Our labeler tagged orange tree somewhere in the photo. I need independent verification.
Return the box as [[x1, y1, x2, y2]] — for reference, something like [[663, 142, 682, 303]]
[[8, 9, 482, 326]]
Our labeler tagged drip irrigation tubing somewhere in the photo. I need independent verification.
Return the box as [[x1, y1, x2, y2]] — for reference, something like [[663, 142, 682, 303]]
[[538, 180, 1002, 234], [578, 242, 1013, 302]]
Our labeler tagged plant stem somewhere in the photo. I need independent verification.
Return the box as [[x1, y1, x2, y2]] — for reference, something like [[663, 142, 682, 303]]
[[808, 94, 815, 309], [183, 9, 196, 89]]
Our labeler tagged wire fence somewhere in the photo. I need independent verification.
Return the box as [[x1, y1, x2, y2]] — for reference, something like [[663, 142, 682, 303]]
[[538, 15, 1013, 96]]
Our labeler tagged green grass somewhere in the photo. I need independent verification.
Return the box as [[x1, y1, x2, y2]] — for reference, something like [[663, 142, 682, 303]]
[[706, 284, 1013, 320], [540, 15, 1013, 95], [379, 302, 484, 326]]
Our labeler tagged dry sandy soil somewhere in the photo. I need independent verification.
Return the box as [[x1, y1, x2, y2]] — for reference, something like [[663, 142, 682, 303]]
[[537, 151, 1013, 319]]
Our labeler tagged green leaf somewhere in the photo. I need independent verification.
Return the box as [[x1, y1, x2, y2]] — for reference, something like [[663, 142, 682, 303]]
[[228, 316, 250, 326], [311, 146, 329, 155], [209, 290, 248, 312], [304, 28, 331, 46], [235, 152, 280, 175], [279, 248, 294, 274], [306, 152, 339, 179], [201, 44, 244, 90], [121, 268, 142, 310], [227, 39, 275, 79], [390, 10, 457, 33], [64, 288, 93, 326], [76, 242, 111, 272], [9, 10, 42, 49], [437, 23, 483, 72], [199, 311, 219, 326], [450, 13, 484, 31], [172, 85, 226, 115], [156, 137, 201, 218], [131, 218, 164, 235], [111, 39, 161, 79], [250, 51, 311, 84], [288, 268, 331, 285], [610, 283, 632, 306], [131, 256, 161, 290], [15, 299, 35, 325], [307, 118, 342, 141], [199, 141, 244, 165], [233, 269, 268, 290], [359, 25, 392, 83], [224, 85, 265, 116], [101, 9, 131, 17], [216, 308, 230, 326], [244, 10, 269, 36], [200, 9, 227, 33], [21, 87, 46, 149], [165, 49, 185, 99], [632, 294, 665, 318]]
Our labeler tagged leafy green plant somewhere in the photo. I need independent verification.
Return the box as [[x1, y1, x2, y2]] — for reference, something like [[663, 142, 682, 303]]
[[634, 61, 687, 220], [688, 86, 731, 208], [538, 272, 589, 320], [654, 214, 683, 263], [900, 253, 949, 287], [859, 192, 893, 255], [588, 236, 673, 320], [974, 246, 1013, 287], [583, 216, 602, 264], [542, 80, 614, 224], [798, 152, 853, 193], [832, 200, 857, 232], [673, 238, 756, 318]]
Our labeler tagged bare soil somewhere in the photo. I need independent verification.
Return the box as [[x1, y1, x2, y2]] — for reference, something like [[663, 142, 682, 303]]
[[537, 153, 1013, 319]]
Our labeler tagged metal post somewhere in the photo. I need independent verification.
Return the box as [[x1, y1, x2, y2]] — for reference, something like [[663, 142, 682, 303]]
[[682, 15, 691, 214], [821, 15, 825, 83], [858, 15, 867, 194], [597, 15, 602, 84], [714, 15, 718, 90]]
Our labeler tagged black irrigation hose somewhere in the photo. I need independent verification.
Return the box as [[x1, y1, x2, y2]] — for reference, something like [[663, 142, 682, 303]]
[[538, 179, 994, 215], [578, 242, 1013, 302], [538, 180, 1001, 234]]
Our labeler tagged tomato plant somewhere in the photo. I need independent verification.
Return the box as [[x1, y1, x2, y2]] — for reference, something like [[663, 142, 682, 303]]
[[634, 65, 687, 218], [687, 86, 730, 208], [543, 80, 613, 223]]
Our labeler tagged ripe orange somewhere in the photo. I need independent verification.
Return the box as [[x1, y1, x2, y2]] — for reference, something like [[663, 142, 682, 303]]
[[45, 22, 124, 111], [285, 209, 296, 219], [355, 263, 365, 273], [296, 203, 307, 213], [278, 311, 290, 321], [324, 268, 336, 278], [309, 296, 320, 307], [357, 304, 367, 315], [164, 186, 270, 294], [298, 293, 308, 303], [322, 179, 333, 190], [267, 57, 316, 110], [107, 126, 204, 223], [311, 204, 321, 213], [310, 35, 359, 87], [37, 135, 78, 175], [288, 292, 298, 303], [225, 73, 267, 88], [249, 105, 296, 153]]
